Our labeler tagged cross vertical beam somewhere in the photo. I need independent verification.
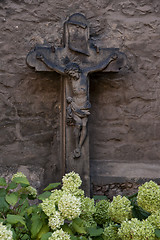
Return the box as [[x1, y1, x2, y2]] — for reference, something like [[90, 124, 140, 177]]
[[60, 76, 66, 178], [64, 75, 90, 195]]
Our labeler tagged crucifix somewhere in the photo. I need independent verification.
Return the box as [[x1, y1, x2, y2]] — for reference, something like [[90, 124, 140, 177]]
[[26, 13, 126, 195]]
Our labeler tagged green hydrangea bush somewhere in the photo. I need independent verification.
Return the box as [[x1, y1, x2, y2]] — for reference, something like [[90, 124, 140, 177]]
[[1, 172, 160, 240]]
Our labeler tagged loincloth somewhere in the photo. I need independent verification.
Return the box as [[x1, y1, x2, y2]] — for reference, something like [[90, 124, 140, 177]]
[[69, 100, 91, 118]]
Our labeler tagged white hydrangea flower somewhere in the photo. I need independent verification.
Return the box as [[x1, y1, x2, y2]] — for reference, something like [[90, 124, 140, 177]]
[[41, 198, 56, 216], [49, 190, 63, 206], [11, 172, 27, 181], [94, 199, 110, 225], [58, 193, 81, 220], [81, 197, 96, 217], [69, 189, 85, 198], [146, 212, 160, 229], [118, 218, 155, 240], [48, 229, 71, 240], [137, 180, 160, 213], [103, 223, 119, 240], [48, 211, 64, 230], [108, 195, 132, 223], [0, 223, 13, 240], [26, 186, 37, 198], [62, 172, 82, 193]]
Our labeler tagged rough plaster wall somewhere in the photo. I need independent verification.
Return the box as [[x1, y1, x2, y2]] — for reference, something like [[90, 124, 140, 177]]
[[0, 0, 160, 189], [89, 0, 160, 186], [0, 0, 62, 189]]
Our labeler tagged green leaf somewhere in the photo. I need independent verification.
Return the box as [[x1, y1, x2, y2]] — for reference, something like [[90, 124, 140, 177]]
[[5, 192, 19, 206], [27, 206, 34, 215], [0, 188, 6, 197], [27, 205, 39, 216], [62, 223, 74, 235], [0, 197, 9, 212], [93, 195, 108, 200], [20, 183, 29, 188], [19, 194, 28, 201], [7, 214, 26, 227], [73, 218, 84, 225], [21, 234, 30, 240], [24, 212, 32, 233], [41, 232, 52, 240], [7, 182, 18, 190], [127, 192, 138, 200], [11, 229, 17, 240], [132, 204, 150, 220], [31, 214, 43, 238], [72, 219, 86, 234], [43, 182, 61, 191], [155, 229, 160, 238], [12, 177, 30, 186], [38, 191, 51, 200], [87, 227, 103, 237], [93, 237, 103, 240], [78, 237, 88, 240], [0, 177, 7, 186], [71, 236, 78, 240], [37, 224, 50, 239], [18, 199, 29, 216]]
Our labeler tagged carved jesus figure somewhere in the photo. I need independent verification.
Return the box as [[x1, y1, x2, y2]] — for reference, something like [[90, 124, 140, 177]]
[[36, 52, 117, 158]]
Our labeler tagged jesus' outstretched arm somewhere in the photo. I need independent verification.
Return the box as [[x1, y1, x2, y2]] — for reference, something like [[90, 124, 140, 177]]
[[84, 52, 118, 74], [36, 52, 65, 75]]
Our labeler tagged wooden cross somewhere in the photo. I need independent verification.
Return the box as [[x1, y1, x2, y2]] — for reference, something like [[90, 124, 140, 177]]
[[26, 13, 126, 195]]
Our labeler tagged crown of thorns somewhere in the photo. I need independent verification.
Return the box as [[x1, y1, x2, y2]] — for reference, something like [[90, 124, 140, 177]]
[[64, 62, 81, 73]]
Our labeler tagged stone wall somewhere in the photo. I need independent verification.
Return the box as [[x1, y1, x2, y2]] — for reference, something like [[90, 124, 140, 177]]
[[92, 181, 140, 200], [0, 0, 160, 192], [89, 0, 160, 191]]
